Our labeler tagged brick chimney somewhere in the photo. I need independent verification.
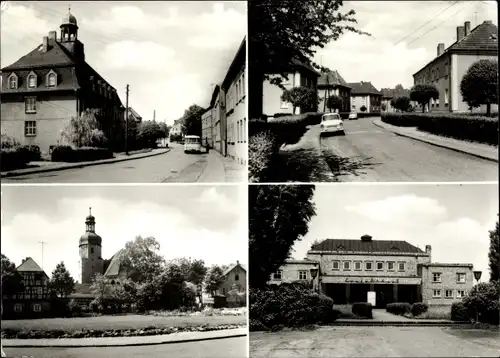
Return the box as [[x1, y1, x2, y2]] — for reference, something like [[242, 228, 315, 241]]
[[464, 21, 471, 36], [437, 43, 445, 56], [42, 36, 48, 52], [48, 31, 57, 41], [425, 245, 432, 260], [236, 260, 239, 265], [361, 234, 372, 242], [457, 26, 465, 41]]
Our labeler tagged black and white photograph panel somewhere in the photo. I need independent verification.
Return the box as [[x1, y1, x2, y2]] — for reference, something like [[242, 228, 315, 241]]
[[1, 185, 248, 358], [249, 184, 499, 357], [0, 1, 247, 183], [248, 0, 498, 183]]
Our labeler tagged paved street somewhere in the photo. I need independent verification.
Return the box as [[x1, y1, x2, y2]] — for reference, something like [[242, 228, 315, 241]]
[[3, 336, 247, 358], [1, 144, 243, 183], [250, 326, 500, 357], [318, 117, 497, 181]]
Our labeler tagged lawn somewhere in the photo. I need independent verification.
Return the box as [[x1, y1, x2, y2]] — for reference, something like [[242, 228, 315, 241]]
[[1, 314, 246, 332], [408, 305, 452, 320]]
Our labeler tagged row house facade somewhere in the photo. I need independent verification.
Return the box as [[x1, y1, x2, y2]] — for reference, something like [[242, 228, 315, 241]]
[[380, 85, 415, 112], [269, 235, 474, 307], [317, 70, 352, 114], [0, 10, 125, 153], [262, 58, 320, 117], [348, 82, 382, 113], [201, 106, 213, 148], [412, 20, 498, 113]]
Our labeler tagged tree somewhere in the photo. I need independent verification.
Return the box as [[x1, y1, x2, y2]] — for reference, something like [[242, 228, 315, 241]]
[[249, 185, 316, 289], [50, 262, 75, 298], [204, 265, 225, 296], [1, 254, 23, 298], [182, 105, 205, 137], [409, 84, 439, 113], [59, 108, 108, 148], [327, 94, 343, 112], [381, 103, 387, 111], [360, 105, 367, 112], [121, 236, 166, 282], [90, 273, 110, 307], [489, 218, 499, 282], [188, 259, 208, 285], [281, 86, 318, 114], [137, 120, 163, 148], [391, 96, 411, 112], [158, 122, 170, 139], [460, 59, 498, 116]]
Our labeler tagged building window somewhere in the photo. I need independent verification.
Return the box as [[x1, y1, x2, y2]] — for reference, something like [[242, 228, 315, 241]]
[[37, 287, 43, 295], [332, 261, 340, 270], [433, 289, 441, 298], [398, 262, 405, 271], [48, 73, 56, 87], [28, 74, 37, 88], [235, 274, 239, 281], [365, 261, 373, 271], [24, 121, 37, 137], [457, 290, 465, 298], [273, 270, 282, 280], [433, 273, 442, 282], [25, 97, 37, 114], [343, 261, 351, 270], [456, 273, 466, 283], [14, 303, 23, 312], [280, 100, 289, 109], [376, 262, 384, 271], [298, 270, 307, 280], [444, 89, 449, 106], [354, 261, 362, 270], [387, 262, 395, 271], [445, 290, 454, 299], [9, 75, 17, 89]]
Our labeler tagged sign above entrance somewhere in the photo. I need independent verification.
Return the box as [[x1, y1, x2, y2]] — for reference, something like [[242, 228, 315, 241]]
[[345, 277, 399, 284]]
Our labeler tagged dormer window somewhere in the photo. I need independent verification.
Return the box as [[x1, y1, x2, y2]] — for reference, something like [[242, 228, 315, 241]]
[[27, 71, 37, 88], [46, 70, 57, 87], [8, 73, 18, 89]]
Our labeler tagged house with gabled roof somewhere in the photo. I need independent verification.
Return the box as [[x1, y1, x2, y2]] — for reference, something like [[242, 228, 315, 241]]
[[217, 260, 247, 296], [412, 20, 498, 113], [271, 234, 474, 307], [127, 107, 142, 124], [0, 9, 125, 153], [348, 81, 382, 113], [318, 70, 352, 114], [380, 85, 414, 112]]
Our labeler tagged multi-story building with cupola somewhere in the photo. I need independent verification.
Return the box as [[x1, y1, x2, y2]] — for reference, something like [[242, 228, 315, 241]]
[[269, 234, 474, 307], [0, 9, 125, 153]]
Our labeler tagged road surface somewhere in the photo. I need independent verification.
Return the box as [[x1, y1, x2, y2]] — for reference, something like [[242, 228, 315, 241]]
[[318, 117, 497, 182], [250, 326, 500, 357], [2, 145, 220, 183], [3, 336, 247, 358]]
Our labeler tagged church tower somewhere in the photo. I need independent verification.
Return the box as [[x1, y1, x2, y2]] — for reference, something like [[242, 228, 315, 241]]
[[59, 6, 85, 62], [79, 208, 103, 284]]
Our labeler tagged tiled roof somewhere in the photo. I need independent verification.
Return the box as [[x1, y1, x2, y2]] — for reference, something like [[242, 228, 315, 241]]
[[318, 70, 350, 88], [284, 259, 319, 264], [449, 21, 498, 52], [348, 81, 381, 95], [310, 239, 425, 254], [421, 263, 473, 267], [2, 41, 74, 70], [2, 67, 79, 93], [128, 107, 142, 120], [380, 87, 410, 99], [16, 257, 45, 272], [290, 57, 321, 76], [223, 262, 247, 276], [103, 249, 125, 277]]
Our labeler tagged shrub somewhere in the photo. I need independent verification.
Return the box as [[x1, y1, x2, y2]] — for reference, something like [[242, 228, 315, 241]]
[[1, 147, 30, 171], [248, 131, 278, 182], [22, 145, 41, 162], [411, 302, 429, 317], [386, 302, 412, 316], [1, 134, 21, 149], [352, 302, 373, 318], [360, 105, 367, 112], [451, 302, 470, 322], [462, 282, 500, 325], [51, 146, 114, 162], [273, 113, 293, 118]]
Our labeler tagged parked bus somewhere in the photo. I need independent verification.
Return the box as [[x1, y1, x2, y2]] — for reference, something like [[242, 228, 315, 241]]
[[184, 135, 202, 153]]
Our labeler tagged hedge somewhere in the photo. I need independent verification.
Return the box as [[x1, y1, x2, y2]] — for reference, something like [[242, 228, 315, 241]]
[[352, 302, 373, 318], [1, 147, 31, 171], [250, 282, 338, 330], [51, 146, 114, 162], [451, 302, 470, 322], [411, 302, 429, 317], [386, 302, 412, 316], [381, 112, 499, 146]]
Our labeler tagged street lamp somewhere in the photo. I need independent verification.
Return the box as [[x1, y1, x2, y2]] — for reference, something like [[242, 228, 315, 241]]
[[310, 268, 319, 293], [473, 271, 482, 322]]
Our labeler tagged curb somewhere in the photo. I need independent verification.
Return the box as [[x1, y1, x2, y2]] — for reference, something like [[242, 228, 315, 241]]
[[373, 120, 498, 163], [330, 321, 471, 327], [2, 330, 247, 348], [1, 148, 171, 178]]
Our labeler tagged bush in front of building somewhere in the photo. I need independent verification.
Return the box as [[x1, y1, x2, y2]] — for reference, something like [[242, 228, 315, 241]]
[[273, 112, 294, 118], [381, 112, 498, 146], [248, 130, 279, 182], [0, 134, 35, 171], [22, 145, 41, 162], [462, 281, 500, 325], [386, 302, 412, 316], [351, 302, 373, 318], [410, 302, 429, 317], [451, 302, 470, 322], [51, 146, 114, 163]]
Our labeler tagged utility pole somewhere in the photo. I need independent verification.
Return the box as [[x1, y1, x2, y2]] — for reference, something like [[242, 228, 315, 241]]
[[125, 84, 129, 155], [153, 110, 156, 122], [38, 241, 47, 270]]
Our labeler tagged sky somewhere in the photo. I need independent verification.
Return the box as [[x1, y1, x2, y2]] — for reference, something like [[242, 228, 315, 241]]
[[1, 185, 248, 282], [290, 184, 498, 282], [314, 0, 498, 90], [0, 1, 247, 125]]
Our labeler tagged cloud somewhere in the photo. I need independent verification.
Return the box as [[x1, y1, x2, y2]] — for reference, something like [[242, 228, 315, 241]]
[[345, 195, 448, 226]]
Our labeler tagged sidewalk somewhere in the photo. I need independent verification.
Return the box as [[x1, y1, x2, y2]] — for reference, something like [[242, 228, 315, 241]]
[[1, 328, 247, 348], [1, 148, 170, 178], [198, 149, 246, 183], [373, 119, 498, 162]]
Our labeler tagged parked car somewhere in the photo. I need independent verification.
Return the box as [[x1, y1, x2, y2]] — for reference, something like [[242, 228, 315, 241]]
[[348, 112, 358, 120], [184, 135, 202, 153], [320, 113, 345, 136]]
